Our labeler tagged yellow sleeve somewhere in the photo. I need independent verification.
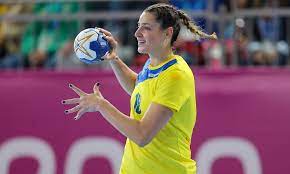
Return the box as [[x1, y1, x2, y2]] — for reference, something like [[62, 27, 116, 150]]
[[152, 69, 190, 112]]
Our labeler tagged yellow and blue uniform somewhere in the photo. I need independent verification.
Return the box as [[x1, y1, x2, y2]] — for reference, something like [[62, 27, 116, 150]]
[[120, 53, 197, 174]]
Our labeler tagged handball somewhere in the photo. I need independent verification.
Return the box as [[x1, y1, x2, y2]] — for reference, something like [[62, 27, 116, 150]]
[[74, 28, 110, 64]]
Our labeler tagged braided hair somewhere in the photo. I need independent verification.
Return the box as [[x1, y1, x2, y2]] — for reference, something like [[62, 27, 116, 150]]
[[145, 3, 217, 45]]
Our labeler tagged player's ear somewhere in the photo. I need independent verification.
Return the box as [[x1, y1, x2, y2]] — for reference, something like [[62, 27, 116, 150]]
[[165, 27, 174, 38], [163, 27, 173, 46]]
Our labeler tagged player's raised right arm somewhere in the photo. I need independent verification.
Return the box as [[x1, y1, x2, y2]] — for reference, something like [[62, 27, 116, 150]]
[[109, 56, 137, 95], [99, 28, 137, 95]]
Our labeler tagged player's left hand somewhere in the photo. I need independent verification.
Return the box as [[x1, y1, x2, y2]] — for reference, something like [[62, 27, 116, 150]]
[[61, 83, 103, 120]]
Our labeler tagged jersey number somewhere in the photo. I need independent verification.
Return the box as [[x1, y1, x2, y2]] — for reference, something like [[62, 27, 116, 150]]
[[134, 93, 141, 114]]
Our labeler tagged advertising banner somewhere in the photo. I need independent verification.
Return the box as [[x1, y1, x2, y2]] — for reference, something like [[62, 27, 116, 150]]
[[1, 69, 290, 174]]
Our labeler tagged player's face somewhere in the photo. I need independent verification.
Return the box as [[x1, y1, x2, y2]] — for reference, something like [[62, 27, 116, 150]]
[[135, 12, 167, 54]]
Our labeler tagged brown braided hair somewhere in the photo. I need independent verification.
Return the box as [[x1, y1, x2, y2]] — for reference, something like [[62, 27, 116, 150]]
[[144, 3, 217, 46]]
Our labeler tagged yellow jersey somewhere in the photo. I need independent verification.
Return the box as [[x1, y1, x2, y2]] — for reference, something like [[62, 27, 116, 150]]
[[120, 53, 197, 174]]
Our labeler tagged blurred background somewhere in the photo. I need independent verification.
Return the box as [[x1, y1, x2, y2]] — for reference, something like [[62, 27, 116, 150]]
[[0, 1, 290, 174], [0, 0, 289, 69]]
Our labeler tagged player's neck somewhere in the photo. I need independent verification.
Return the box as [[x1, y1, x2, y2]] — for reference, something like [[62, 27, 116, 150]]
[[149, 48, 173, 67]]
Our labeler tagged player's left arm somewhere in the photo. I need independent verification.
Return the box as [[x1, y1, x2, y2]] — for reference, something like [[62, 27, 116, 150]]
[[62, 83, 173, 147], [98, 100, 173, 147]]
